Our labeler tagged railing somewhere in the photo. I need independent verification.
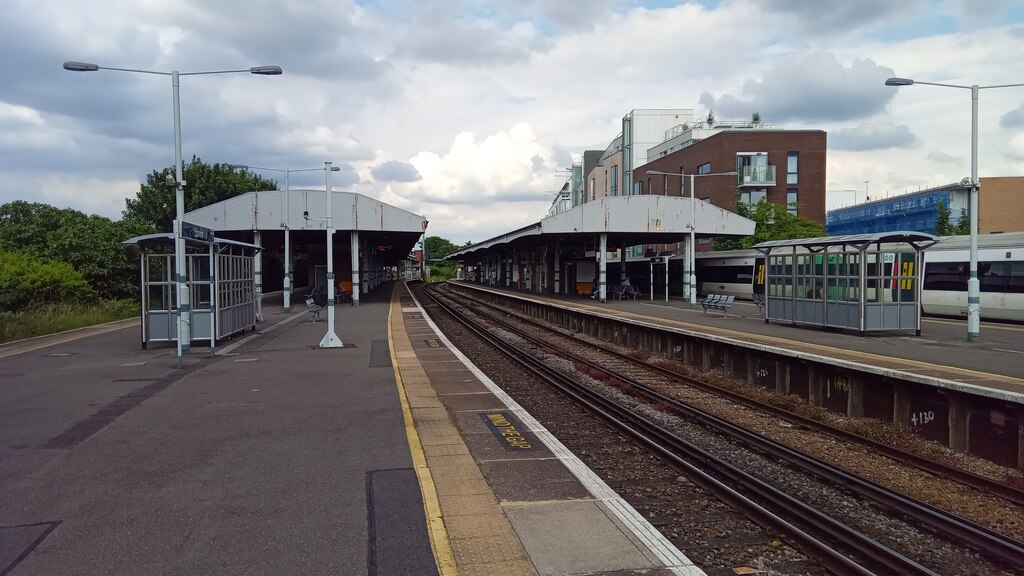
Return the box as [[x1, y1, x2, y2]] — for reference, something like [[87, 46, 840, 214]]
[[739, 165, 776, 186]]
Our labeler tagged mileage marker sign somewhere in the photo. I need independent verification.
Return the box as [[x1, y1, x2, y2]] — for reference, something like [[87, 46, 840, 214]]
[[480, 412, 535, 451]]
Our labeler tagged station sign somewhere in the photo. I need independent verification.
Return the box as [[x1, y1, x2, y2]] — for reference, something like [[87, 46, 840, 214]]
[[181, 221, 215, 243]]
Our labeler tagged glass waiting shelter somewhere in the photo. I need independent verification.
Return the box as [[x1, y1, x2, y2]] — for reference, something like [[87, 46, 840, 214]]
[[124, 233, 262, 349], [753, 232, 938, 335]]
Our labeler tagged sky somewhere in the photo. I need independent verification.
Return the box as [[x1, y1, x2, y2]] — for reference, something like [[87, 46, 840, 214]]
[[3, 0, 1024, 245]]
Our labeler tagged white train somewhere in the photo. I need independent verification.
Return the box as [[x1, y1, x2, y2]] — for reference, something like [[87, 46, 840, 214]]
[[921, 232, 1024, 322], [695, 233, 1024, 322]]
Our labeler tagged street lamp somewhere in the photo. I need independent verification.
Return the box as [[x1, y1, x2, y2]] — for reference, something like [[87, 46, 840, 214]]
[[65, 60, 282, 367], [646, 169, 737, 306], [303, 163, 344, 348], [230, 164, 326, 313], [885, 75, 1024, 342]]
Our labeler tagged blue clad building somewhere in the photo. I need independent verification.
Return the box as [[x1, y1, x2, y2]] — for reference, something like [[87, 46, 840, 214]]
[[826, 183, 969, 236]]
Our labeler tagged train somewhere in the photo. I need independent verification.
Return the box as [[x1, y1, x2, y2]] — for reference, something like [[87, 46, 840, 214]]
[[695, 232, 1024, 322]]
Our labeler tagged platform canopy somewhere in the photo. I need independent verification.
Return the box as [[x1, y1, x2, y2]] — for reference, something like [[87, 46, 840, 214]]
[[448, 195, 755, 258], [183, 189, 428, 264]]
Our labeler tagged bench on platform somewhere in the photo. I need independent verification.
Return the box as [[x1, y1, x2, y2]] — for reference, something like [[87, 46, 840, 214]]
[[305, 297, 322, 322], [752, 292, 766, 313], [700, 293, 734, 316], [609, 285, 626, 300], [624, 285, 642, 300]]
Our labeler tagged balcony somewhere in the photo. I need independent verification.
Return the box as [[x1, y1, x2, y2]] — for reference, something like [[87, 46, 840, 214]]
[[738, 165, 776, 187]]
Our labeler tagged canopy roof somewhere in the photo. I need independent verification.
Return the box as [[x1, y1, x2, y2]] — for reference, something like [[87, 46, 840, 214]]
[[753, 231, 939, 253]]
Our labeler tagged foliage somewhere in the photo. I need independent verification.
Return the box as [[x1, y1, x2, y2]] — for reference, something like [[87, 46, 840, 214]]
[[934, 201, 954, 236], [424, 236, 460, 260], [122, 156, 277, 231], [427, 260, 459, 282], [714, 193, 825, 250], [0, 249, 95, 310], [955, 208, 971, 235], [751, 111, 762, 124], [0, 201, 151, 300], [0, 299, 138, 344], [706, 110, 715, 126]]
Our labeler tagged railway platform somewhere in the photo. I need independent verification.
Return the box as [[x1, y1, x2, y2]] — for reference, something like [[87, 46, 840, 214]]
[[449, 280, 1024, 470], [455, 281, 1024, 389], [0, 282, 700, 576]]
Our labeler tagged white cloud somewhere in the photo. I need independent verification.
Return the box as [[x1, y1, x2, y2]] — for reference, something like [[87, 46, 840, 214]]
[[2, 0, 1024, 246]]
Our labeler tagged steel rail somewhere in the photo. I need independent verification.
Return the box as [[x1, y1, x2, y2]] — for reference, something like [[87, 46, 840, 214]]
[[424, 285, 938, 576]]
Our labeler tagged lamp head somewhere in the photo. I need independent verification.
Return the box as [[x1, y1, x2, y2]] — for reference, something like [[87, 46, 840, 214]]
[[329, 166, 340, 172], [63, 61, 99, 72], [249, 66, 283, 75], [959, 176, 975, 187], [229, 164, 248, 170], [885, 77, 915, 86]]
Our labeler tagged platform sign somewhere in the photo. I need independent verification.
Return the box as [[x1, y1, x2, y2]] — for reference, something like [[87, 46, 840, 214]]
[[181, 221, 214, 243]]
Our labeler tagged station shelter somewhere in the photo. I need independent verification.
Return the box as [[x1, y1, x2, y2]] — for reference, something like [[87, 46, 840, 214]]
[[183, 188, 428, 311], [124, 233, 262, 350], [446, 195, 755, 302], [753, 232, 938, 335]]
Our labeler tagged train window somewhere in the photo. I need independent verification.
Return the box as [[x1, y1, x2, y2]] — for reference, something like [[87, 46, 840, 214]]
[[1009, 262, 1024, 294], [980, 262, 1010, 292], [923, 261, 966, 291]]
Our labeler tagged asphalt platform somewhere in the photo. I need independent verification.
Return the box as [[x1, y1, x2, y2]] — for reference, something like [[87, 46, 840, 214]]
[[0, 282, 702, 576]]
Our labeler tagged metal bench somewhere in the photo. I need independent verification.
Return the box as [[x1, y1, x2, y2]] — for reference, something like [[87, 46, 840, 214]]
[[752, 292, 766, 313], [305, 297, 322, 322], [609, 285, 626, 300], [624, 285, 642, 300], [701, 294, 734, 316]]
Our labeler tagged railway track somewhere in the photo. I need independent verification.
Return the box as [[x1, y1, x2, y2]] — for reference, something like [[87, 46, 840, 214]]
[[422, 283, 1024, 575]]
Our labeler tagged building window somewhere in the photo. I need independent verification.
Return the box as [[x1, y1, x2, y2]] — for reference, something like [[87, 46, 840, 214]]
[[679, 167, 685, 195], [590, 177, 595, 202], [663, 175, 669, 195], [610, 165, 618, 196], [787, 188, 798, 215], [698, 162, 711, 175], [787, 152, 798, 185], [740, 189, 767, 205], [635, 180, 643, 195]]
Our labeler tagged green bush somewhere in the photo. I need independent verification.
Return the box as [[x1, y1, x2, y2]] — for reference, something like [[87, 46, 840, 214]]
[[0, 250, 95, 311]]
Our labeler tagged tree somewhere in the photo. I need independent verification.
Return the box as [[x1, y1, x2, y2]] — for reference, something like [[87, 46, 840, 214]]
[[934, 201, 954, 236], [954, 208, 971, 235], [0, 201, 151, 299], [424, 236, 459, 260], [705, 110, 715, 127], [751, 111, 762, 125], [714, 193, 825, 250], [123, 156, 277, 231]]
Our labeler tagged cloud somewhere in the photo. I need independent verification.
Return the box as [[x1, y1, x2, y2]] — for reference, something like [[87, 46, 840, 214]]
[[753, 0, 924, 32], [702, 53, 896, 123], [830, 123, 916, 151], [1000, 103, 1024, 128], [371, 160, 422, 182], [927, 150, 962, 164]]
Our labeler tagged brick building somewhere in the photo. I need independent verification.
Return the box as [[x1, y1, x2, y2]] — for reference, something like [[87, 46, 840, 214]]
[[637, 127, 827, 225]]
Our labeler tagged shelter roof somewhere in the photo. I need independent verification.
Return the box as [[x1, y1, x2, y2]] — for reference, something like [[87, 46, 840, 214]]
[[753, 231, 939, 252], [122, 233, 263, 251], [448, 195, 755, 259]]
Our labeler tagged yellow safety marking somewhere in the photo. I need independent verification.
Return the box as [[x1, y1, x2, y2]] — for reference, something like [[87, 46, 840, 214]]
[[0, 318, 138, 359], [387, 288, 460, 576]]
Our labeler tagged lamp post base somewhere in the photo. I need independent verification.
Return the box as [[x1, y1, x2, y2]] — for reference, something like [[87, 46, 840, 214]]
[[319, 331, 344, 348]]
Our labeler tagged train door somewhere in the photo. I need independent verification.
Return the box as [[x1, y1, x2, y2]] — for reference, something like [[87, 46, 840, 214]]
[[753, 257, 766, 295]]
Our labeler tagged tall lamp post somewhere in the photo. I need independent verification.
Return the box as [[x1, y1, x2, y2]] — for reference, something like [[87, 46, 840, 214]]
[[230, 164, 326, 313], [303, 163, 344, 348], [646, 169, 737, 306], [64, 61, 282, 367], [885, 76, 1024, 342]]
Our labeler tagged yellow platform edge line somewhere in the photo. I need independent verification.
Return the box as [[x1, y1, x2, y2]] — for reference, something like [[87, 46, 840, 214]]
[[388, 287, 460, 576]]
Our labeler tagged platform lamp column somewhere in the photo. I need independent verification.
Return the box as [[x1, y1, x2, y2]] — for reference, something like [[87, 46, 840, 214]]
[[885, 76, 1024, 342], [320, 162, 343, 347]]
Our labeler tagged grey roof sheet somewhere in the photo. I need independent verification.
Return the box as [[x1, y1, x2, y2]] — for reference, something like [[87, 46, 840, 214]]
[[753, 231, 938, 250]]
